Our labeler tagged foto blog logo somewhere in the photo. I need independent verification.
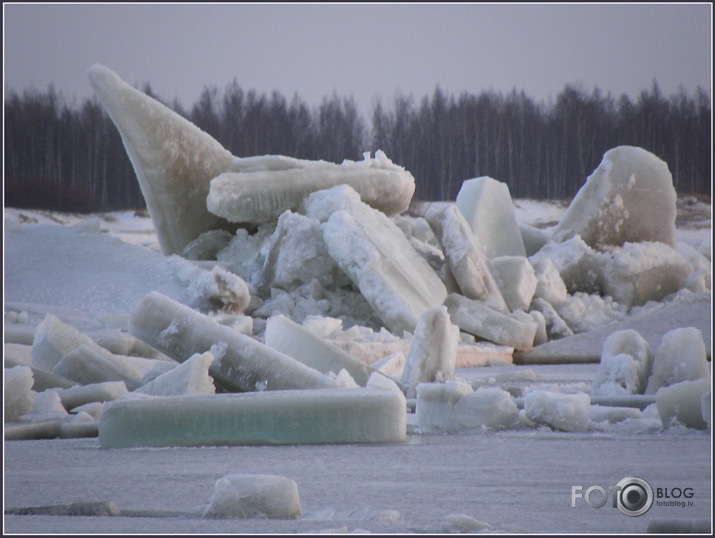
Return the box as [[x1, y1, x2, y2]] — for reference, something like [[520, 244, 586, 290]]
[[571, 477, 654, 517]]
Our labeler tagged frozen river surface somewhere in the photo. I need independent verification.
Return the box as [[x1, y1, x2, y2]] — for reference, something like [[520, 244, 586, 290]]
[[4, 365, 711, 535]]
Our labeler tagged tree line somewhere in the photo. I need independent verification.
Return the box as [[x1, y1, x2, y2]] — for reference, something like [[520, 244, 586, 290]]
[[4, 79, 710, 212]]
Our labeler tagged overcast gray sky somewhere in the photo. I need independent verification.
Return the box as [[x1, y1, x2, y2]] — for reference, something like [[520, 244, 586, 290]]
[[3, 3, 712, 116]]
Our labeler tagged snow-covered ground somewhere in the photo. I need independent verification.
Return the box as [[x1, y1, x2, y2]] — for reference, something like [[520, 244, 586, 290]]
[[3, 198, 712, 534]]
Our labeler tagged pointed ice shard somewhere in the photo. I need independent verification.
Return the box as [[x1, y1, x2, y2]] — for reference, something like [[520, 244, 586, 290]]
[[304, 185, 447, 335], [264, 315, 381, 387], [424, 203, 508, 312], [207, 151, 415, 223], [87, 64, 236, 255], [455, 176, 526, 258], [129, 292, 338, 392], [135, 351, 215, 396], [400, 306, 460, 399], [98, 378, 407, 448]]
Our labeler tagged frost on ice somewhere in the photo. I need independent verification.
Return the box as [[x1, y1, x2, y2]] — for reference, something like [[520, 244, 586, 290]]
[[4, 64, 710, 452]]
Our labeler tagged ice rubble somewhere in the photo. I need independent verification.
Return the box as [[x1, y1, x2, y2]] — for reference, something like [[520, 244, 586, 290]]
[[203, 473, 302, 519], [4, 66, 711, 448]]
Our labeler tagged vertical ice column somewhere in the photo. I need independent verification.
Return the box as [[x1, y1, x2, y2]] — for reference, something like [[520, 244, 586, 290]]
[[87, 64, 236, 255], [400, 306, 460, 399], [98, 377, 407, 448], [129, 292, 338, 392], [455, 176, 526, 258]]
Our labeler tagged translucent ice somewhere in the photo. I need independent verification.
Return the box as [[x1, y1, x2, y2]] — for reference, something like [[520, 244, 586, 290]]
[[203, 474, 302, 519], [645, 327, 709, 394], [524, 390, 591, 432], [4, 366, 35, 421], [415, 380, 518, 433], [87, 64, 236, 255], [550, 146, 678, 248], [207, 151, 415, 223], [400, 306, 460, 398], [264, 314, 380, 387], [455, 176, 526, 258], [423, 203, 508, 311], [306, 185, 447, 335], [530, 258, 568, 307], [601, 241, 693, 308], [98, 375, 406, 448], [445, 293, 537, 351], [129, 292, 339, 392], [591, 330, 653, 398], [655, 378, 710, 429], [58, 381, 128, 410], [31, 313, 108, 373], [135, 351, 216, 396], [489, 256, 538, 312]]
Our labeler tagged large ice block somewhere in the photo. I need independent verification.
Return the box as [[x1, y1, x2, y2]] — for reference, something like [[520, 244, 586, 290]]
[[31, 314, 108, 373], [207, 151, 415, 223], [524, 390, 591, 432], [655, 378, 710, 430], [444, 293, 537, 351], [264, 315, 380, 387], [488, 256, 537, 312], [87, 64, 236, 255], [601, 241, 693, 308], [4, 366, 35, 421], [550, 146, 678, 248], [400, 306, 460, 398], [98, 374, 406, 448], [529, 236, 604, 294], [305, 185, 447, 335], [645, 327, 709, 394], [424, 203, 508, 311], [455, 176, 526, 258], [591, 330, 653, 398], [129, 292, 339, 392]]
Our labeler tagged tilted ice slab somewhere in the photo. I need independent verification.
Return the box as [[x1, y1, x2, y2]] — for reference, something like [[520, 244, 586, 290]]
[[400, 306, 460, 399], [31, 314, 109, 373], [129, 292, 338, 392], [305, 185, 447, 335], [135, 351, 215, 396], [550, 146, 677, 248], [207, 150, 415, 223], [424, 204, 508, 311], [264, 314, 381, 387], [98, 373, 406, 448], [455, 176, 526, 258], [444, 293, 537, 352], [655, 378, 710, 430], [489, 256, 538, 312], [87, 64, 236, 255]]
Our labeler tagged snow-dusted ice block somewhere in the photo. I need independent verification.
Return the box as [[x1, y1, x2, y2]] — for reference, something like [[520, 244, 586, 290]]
[[98, 378, 406, 448], [455, 177, 526, 258], [415, 381, 518, 433], [601, 242, 693, 308], [306, 186, 447, 335], [400, 306, 459, 398], [655, 378, 710, 429], [529, 236, 603, 294], [135, 352, 215, 396], [264, 315, 379, 387], [489, 256, 537, 312], [31, 314, 108, 373], [207, 150, 415, 223], [87, 64, 236, 255], [129, 292, 338, 392], [524, 390, 591, 432], [424, 204, 508, 311], [551, 146, 677, 248], [531, 258, 568, 307], [645, 327, 709, 394], [203, 474, 301, 519], [591, 330, 653, 398], [445, 293, 537, 351], [4, 366, 35, 421]]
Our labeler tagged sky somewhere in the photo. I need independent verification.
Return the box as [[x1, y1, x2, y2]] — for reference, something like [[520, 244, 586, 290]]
[[3, 3, 712, 117]]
